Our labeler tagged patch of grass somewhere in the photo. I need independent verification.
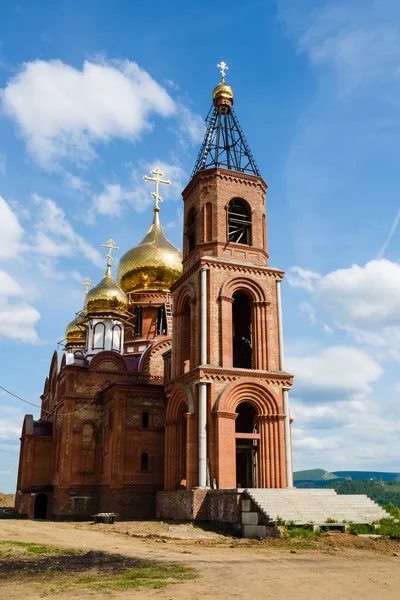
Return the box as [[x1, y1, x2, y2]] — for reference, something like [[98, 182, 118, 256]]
[[284, 524, 322, 539], [86, 562, 198, 591], [0, 541, 75, 556]]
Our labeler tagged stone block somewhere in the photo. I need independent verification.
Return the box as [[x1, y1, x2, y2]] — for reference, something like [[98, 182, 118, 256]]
[[241, 499, 252, 512], [242, 511, 259, 525], [243, 524, 267, 539]]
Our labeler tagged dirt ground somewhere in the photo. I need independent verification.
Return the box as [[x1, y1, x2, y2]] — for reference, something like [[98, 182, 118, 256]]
[[1, 519, 400, 599]]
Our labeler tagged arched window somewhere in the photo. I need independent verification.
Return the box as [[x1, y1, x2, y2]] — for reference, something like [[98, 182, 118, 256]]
[[112, 324, 122, 351], [232, 291, 252, 368], [93, 322, 105, 349], [181, 298, 191, 373], [204, 202, 213, 242], [186, 207, 196, 253], [228, 198, 251, 245], [134, 306, 143, 336], [140, 452, 149, 471], [235, 402, 256, 433], [73, 351, 83, 358], [142, 411, 149, 429]]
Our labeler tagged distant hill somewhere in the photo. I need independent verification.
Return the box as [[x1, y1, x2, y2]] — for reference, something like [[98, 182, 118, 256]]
[[332, 471, 400, 482], [294, 469, 339, 483]]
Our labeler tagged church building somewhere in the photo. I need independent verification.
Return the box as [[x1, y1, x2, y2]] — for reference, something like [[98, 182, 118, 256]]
[[16, 64, 294, 522]]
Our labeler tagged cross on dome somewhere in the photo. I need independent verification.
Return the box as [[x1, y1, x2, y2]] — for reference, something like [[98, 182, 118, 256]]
[[143, 167, 171, 211], [80, 277, 94, 295], [102, 239, 119, 267], [217, 61, 229, 81]]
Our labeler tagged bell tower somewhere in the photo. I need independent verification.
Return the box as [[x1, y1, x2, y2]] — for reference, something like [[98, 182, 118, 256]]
[[165, 64, 294, 492]]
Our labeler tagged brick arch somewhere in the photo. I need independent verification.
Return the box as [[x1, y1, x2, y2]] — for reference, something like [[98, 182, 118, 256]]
[[214, 379, 279, 416], [139, 338, 171, 377], [49, 351, 59, 379], [220, 276, 267, 303], [174, 281, 196, 313], [166, 383, 193, 420], [89, 350, 127, 374]]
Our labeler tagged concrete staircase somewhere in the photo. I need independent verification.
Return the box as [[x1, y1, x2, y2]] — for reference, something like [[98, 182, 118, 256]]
[[241, 488, 391, 538]]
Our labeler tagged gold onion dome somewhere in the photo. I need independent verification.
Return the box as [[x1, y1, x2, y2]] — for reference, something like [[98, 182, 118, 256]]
[[213, 60, 233, 104], [65, 317, 86, 344], [117, 209, 183, 293], [85, 264, 128, 314], [213, 80, 233, 102]]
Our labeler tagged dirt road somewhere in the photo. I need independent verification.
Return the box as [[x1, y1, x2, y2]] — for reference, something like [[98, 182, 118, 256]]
[[1, 519, 399, 599]]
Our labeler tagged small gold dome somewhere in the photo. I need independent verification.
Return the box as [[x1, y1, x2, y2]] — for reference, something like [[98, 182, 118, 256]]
[[85, 265, 128, 314], [213, 80, 234, 102], [65, 317, 86, 345], [117, 209, 183, 293]]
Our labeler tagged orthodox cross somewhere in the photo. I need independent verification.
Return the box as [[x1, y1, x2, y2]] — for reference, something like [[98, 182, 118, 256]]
[[80, 277, 94, 295], [143, 167, 171, 210], [102, 238, 119, 266], [217, 61, 229, 81]]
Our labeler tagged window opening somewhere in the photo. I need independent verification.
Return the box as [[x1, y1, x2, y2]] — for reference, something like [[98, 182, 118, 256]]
[[186, 208, 196, 253], [112, 324, 122, 351], [228, 199, 251, 245], [141, 452, 149, 471], [93, 322, 105, 349], [142, 412, 149, 429], [232, 291, 252, 368], [134, 306, 143, 336], [157, 306, 167, 335]]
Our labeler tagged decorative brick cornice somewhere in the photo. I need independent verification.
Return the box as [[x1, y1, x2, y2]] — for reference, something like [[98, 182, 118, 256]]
[[172, 257, 284, 292], [258, 414, 286, 422], [182, 167, 267, 198], [165, 366, 293, 390]]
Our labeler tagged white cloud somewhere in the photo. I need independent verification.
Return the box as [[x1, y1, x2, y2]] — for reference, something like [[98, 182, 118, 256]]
[[1, 58, 177, 167], [288, 259, 400, 360], [90, 160, 187, 219], [31, 193, 103, 268], [286, 266, 321, 291], [0, 195, 24, 259], [64, 171, 90, 193], [0, 270, 40, 343], [92, 183, 132, 217], [281, 0, 400, 96], [178, 105, 205, 145], [286, 345, 383, 398]]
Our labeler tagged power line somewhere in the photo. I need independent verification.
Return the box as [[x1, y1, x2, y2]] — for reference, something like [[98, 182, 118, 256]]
[[0, 384, 96, 418]]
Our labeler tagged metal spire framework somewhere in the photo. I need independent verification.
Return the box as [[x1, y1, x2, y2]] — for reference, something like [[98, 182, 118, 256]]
[[191, 63, 260, 178]]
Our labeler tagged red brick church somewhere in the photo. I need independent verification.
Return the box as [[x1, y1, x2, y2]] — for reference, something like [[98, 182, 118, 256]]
[[16, 64, 294, 521]]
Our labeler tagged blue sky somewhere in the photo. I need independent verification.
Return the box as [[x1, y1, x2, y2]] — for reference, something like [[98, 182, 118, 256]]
[[1, 0, 400, 493]]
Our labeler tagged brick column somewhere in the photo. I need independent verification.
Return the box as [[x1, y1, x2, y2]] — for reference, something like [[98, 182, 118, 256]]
[[214, 411, 237, 488]]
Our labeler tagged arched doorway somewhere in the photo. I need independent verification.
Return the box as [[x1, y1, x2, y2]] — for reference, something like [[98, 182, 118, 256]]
[[235, 402, 258, 488], [34, 493, 48, 519], [232, 291, 252, 368]]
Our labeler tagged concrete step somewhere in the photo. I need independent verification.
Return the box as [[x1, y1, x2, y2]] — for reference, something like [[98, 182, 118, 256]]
[[243, 488, 389, 528]]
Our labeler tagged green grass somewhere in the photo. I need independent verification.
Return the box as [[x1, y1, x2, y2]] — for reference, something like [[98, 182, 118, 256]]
[[72, 562, 198, 592], [0, 541, 75, 557]]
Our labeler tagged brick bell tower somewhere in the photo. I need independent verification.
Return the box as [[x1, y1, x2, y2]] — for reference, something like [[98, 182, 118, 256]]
[[164, 63, 294, 491]]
